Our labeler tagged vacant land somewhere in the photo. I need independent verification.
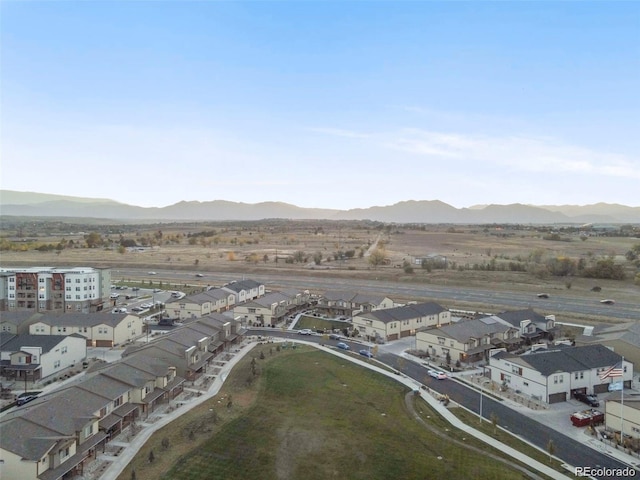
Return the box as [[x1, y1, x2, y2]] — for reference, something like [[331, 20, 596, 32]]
[[117, 344, 539, 480], [2, 220, 638, 307]]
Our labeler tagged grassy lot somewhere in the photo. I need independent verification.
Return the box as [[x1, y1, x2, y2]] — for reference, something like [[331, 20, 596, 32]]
[[119, 345, 540, 480], [294, 315, 348, 332]]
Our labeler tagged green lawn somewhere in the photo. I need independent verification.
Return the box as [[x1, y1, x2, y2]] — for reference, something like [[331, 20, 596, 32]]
[[156, 348, 527, 480], [295, 315, 349, 332]]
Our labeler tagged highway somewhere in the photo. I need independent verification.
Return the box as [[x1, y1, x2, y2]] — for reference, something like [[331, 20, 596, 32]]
[[247, 329, 634, 480], [115, 268, 640, 321]]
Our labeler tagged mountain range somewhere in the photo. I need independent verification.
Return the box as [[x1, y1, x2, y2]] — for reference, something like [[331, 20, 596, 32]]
[[1, 190, 639, 224]]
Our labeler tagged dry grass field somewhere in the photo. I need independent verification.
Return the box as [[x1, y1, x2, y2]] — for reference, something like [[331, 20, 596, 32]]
[[2, 221, 639, 307]]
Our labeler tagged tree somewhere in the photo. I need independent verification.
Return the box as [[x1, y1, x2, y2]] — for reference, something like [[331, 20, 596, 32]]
[[547, 439, 555, 462], [84, 232, 103, 248], [403, 260, 414, 274], [368, 248, 386, 269], [161, 437, 170, 450], [313, 251, 323, 265], [148, 450, 155, 463], [490, 412, 499, 435], [131, 470, 137, 480], [445, 351, 451, 366]]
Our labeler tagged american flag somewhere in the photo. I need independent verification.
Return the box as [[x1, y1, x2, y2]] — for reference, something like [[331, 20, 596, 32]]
[[600, 362, 623, 381]]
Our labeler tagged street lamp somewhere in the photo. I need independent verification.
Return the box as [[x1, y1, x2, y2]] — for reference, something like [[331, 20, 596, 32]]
[[479, 379, 492, 423]]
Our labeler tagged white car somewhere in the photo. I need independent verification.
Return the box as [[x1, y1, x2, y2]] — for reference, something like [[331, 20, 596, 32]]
[[148, 271, 157, 275], [428, 370, 448, 380], [298, 329, 313, 335], [110, 293, 120, 299]]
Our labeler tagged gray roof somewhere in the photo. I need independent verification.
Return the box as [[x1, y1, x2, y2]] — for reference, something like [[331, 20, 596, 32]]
[[577, 321, 640, 348], [0, 334, 72, 354], [223, 279, 262, 293], [0, 311, 42, 326], [100, 363, 155, 388], [0, 417, 62, 460], [359, 302, 446, 324], [204, 287, 233, 300], [322, 290, 388, 305], [36, 312, 131, 328], [495, 309, 548, 327], [494, 344, 622, 376], [76, 373, 134, 399], [239, 291, 290, 308], [429, 317, 515, 343]]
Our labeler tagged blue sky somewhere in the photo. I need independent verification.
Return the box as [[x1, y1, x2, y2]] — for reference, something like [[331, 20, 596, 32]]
[[1, 1, 639, 209]]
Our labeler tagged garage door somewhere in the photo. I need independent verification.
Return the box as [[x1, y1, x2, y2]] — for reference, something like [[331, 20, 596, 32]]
[[594, 384, 610, 394], [548, 392, 567, 404], [95, 340, 113, 348], [387, 334, 399, 341]]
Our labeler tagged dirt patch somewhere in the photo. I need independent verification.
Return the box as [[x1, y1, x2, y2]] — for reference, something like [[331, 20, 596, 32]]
[[275, 420, 325, 480]]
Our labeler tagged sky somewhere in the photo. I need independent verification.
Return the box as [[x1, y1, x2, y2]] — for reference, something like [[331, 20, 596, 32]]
[[1, 1, 639, 210]]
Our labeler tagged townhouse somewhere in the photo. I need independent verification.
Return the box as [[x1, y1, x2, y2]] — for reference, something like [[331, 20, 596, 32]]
[[221, 279, 265, 303], [416, 315, 520, 364], [316, 290, 395, 317], [353, 302, 451, 343], [165, 287, 236, 321], [28, 312, 143, 347], [0, 311, 42, 335], [0, 353, 183, 480], [493, 309, 556, 342], [233, 291, 301, 327], [0, 333, 87, 381], [488, 344, 633, 404]]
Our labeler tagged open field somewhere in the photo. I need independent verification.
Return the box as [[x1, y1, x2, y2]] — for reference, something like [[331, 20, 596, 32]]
[[2, 221, 639, 313], [117, 344, 557, 480]]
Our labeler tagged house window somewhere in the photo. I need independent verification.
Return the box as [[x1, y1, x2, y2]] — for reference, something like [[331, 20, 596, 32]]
[[54, 360, 61, 368], [437, 337, 445, 345], [85, 423, 94, 437], [61, 346, 67, 354], [553, 375, 558, 384]]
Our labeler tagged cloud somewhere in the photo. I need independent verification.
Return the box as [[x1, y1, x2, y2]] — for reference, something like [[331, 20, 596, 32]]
[[307, 127, 370, 139], [382, 129, 640, 180]]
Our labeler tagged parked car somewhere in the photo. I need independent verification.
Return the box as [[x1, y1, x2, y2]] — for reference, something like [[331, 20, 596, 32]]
[[298, 329, 313, 335], [575, 392, 600, 407], [336, 342, 350, 350], [110, 293, 120, 299], [131, 306, 144, 312], [16, 391, 41, 406], [428, 370, 448, 380], [359, 349, 373, 358], [329, 333, 342, 340], [132, 287, 140, 291], [153, 288, 162, 293]]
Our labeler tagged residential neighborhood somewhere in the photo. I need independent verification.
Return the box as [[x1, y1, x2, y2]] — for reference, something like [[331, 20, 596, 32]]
[[1, 265, 640, 479]]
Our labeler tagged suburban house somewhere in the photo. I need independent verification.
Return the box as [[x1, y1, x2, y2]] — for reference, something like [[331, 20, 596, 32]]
[[0, 333, 87, 381], [493, 309, 557, 342], [605, 394, 640, 445], [353, 302, 451, 343], [221, 279, 265, 303], [316, 290, 395, 317], [416, 315, 521, 364], [0, 266, 111, 313], [233, 291, 302, 327], [488, 344, 633, 404], [28, 312, 143, 347], [0, 351, 183, 480], [575, 321, 640, 368]]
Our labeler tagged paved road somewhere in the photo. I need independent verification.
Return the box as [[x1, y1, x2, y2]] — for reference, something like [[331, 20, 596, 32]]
[[248, 329, 633, 480], [116, 268, 640, 320]]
